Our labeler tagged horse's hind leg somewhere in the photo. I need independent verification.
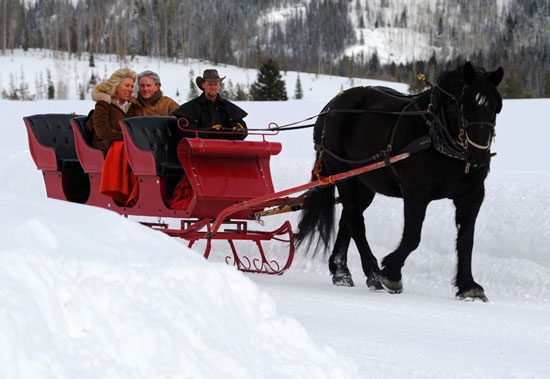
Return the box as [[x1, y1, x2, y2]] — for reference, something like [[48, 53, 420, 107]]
[[381, 196, 428, 293], [329, 219, 354, 287], [333, 185, 382, 289]]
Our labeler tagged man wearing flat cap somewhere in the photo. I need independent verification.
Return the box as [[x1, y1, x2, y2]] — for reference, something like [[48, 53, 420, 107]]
[[173, 69, 247, 140]]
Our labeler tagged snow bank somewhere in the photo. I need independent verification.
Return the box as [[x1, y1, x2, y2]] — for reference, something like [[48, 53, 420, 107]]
[[0, 195, 356, 378]]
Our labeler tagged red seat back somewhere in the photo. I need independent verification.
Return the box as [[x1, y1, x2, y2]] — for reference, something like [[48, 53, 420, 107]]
[[70, 116, 105, 173], [23, 114, 89, 203]]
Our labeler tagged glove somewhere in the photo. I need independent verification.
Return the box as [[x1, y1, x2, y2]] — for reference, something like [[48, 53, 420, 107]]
[[211, 124, 223, 131], [232, 122, 245, 132]]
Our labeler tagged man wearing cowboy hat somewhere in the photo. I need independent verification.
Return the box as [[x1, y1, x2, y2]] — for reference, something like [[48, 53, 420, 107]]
[[173, 69, 247, 140]]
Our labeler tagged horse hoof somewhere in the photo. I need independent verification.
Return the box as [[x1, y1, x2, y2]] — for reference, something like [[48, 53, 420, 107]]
[[332, 275, 354, 287], [366, 276, 383, 290], [381, 276, 403, 294], [457, 289, 488, 302]]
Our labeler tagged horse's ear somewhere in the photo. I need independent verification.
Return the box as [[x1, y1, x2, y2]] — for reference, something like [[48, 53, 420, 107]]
[[490, 67, 504, 86], [463, 61, 476, 84]]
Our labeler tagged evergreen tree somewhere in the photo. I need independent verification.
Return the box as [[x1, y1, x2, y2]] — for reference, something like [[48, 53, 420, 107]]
[[88, 73, 97, 90], [399, 7, 408, 27], [543, 72, 550, 98], [18, 69, 32, 100], [501, 65, 532, 98], [368, 51, 380, 74], [235, 84, 247, 101], [250, 58, 288, 101], [187, 69, 199, 100], [220, 79, 235, 99], [47, 70, 55, 100], [187, 78, 198, 100], [294, 74, 303, 99], [8, 73, 19, 100], [434, 17, 444, 47], [89, 53, 95, 68]]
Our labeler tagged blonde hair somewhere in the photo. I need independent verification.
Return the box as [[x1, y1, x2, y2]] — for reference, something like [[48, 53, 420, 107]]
[[93, 68, 137, 97]]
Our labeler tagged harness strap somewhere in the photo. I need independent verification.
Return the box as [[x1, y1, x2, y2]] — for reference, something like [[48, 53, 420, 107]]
[[251, 108, 430, 132], [328, 108, 430, 116], [247, 123, 316, 132], [316, 135, 432, 167], [428, 109, 467, 160]]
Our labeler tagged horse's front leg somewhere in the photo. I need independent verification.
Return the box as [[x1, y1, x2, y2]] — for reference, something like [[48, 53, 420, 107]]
[[453, 187, 488, 302], [329, 218, 354, 287], [381, 196, 428, 294]]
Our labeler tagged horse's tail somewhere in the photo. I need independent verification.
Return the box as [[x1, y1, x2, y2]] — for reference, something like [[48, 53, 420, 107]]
[[295, 153, 336, 256]]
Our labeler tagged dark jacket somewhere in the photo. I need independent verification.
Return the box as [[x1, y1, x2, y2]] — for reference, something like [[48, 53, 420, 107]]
[[173, 93, 248, 140]]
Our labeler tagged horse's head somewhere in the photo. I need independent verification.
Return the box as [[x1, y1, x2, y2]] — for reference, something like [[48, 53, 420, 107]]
[[437, 62, 504, 167]]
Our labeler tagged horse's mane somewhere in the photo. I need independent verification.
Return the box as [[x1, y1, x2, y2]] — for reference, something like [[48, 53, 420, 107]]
[[436, 64, 492, 92], [437, 64, 502, 112], [436, 65, 466, 95]]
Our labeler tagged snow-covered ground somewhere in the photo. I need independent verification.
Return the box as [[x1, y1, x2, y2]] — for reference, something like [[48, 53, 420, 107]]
[[1, 53, 549, 378]]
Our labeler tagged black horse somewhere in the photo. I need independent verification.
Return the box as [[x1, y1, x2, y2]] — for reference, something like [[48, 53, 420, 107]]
[[296, 62, 503, 301]]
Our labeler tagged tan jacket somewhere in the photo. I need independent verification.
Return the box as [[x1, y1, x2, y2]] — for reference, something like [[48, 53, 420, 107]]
[[133, 91, 179, 116]]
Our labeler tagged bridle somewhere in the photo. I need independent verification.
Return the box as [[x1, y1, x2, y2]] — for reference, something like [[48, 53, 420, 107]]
[[460, 116, 495, 150], [457, 95, 496, 152], [428, 81, 497, 158]]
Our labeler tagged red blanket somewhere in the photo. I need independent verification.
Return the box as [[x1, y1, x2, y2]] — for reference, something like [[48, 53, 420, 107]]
[[100, 141, 139, 206], [168, 175, 193, 209]]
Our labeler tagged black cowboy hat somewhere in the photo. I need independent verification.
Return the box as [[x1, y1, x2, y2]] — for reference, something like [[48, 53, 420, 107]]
[[196, 69, 226, 90]]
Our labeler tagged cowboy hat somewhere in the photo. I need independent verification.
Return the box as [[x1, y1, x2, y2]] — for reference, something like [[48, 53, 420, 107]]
[[196, 69, 226, 90]]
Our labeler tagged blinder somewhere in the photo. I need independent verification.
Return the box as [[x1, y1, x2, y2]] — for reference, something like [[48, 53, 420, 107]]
[[427, 79, 498, 169]]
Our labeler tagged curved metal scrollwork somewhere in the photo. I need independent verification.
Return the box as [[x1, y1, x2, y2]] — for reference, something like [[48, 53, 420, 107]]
[[216, 221, 295, 275]]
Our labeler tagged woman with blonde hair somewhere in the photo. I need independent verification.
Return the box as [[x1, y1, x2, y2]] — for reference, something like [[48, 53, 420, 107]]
[[88, 67, 137, 153], [87, 68, 139, 206]]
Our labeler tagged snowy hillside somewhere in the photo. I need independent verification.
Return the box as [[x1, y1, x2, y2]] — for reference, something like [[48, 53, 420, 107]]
[[260, 0, 520, 64], [3, 0, 549, 96], [0, 49, 406, 102]]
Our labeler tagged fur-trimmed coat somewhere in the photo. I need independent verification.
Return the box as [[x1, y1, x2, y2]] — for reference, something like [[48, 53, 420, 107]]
[[87, 86, 138, 154]]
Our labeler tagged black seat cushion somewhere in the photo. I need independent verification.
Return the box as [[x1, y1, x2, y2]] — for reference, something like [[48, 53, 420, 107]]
[[25, 113, 84, 168], [122, 116, 184, 176]]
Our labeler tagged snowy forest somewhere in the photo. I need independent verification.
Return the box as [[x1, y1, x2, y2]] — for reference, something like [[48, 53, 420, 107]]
[[0, 0, 549, 97]]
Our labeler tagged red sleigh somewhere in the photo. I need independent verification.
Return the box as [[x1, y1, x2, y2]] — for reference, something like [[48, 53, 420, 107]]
[[24, 114, 409, 274], [24, 114, 294, 274]]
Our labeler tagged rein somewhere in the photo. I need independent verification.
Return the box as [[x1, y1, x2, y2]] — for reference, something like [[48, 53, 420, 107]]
[[250, 108, 432, 132]]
